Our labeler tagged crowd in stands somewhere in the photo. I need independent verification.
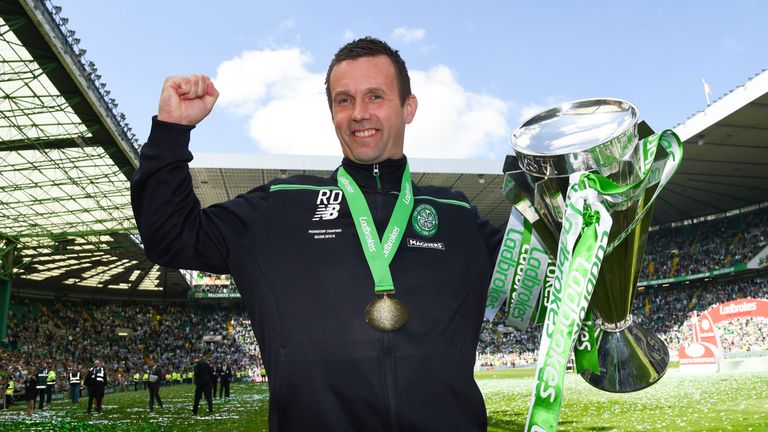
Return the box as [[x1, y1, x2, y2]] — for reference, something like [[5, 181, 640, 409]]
[[0, 301, 263, 401], [477, 275, 768, 369], [641, 207, 768, 280], [2, 206, 767, 386], [1, 275, 766, 388], [635, 276, 768, 353], [718, 317, 768, 353]]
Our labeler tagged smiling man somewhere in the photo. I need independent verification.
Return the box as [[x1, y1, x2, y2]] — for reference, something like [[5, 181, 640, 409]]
[[131, 37, 501, 431]]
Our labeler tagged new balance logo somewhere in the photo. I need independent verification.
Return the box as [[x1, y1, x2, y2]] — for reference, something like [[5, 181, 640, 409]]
[[313, 205, 340, 220], [313, 189, 343, 221]]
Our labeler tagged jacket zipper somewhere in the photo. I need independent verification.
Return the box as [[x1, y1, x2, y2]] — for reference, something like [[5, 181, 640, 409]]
[[382, 332, 398, 431], [373, 164, 382, 191], [373, 163, 398, 430]]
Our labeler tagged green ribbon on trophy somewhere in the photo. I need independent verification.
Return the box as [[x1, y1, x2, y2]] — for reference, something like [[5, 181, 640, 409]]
[[524, 129, 683, 432], [525, 177, 613, 432], [337, 164, 414, 332], [485, 202, 551, 330]]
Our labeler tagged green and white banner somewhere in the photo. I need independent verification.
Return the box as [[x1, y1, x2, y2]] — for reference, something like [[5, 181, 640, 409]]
[[485, 209, 529, 321], [485, 208, 551, 330]]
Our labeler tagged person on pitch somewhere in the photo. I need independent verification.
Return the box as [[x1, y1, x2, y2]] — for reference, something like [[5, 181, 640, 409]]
[[84, 359, 107, 413], [132, 36, 501, 431], [192, 354, 214, 415], [147, 360, 164, 411]]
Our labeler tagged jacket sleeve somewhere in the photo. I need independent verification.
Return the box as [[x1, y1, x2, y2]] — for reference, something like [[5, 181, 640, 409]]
[[130, 117, 267, 274]]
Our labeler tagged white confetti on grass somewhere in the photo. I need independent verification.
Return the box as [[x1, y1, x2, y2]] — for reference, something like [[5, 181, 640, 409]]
[[478, 368, 768, 432], [0, 371, 766, 431]]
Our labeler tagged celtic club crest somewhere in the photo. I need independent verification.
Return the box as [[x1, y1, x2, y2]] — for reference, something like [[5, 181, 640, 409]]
[[411, 203, 438, 237]]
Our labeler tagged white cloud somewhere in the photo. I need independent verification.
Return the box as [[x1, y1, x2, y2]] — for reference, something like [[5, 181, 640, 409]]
[[214, 48, 338, 155], [391, 27, 426, 43], [214, 48, 510, 159], [407, 66, 509, 159]]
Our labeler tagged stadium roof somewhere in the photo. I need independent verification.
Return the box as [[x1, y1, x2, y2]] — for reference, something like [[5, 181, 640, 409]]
[[1, 0, 186, 298], [665, 69, 768, 224]]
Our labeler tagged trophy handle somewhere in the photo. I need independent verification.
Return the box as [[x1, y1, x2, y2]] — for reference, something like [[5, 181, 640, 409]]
[[579, 315, 669, 393]]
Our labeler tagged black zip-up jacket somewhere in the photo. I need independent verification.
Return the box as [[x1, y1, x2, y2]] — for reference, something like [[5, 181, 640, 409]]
[[131, 118, 502, 431]]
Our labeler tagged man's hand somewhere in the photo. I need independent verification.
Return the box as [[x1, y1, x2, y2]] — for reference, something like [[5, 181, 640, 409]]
[[157, 74, 219, 126]]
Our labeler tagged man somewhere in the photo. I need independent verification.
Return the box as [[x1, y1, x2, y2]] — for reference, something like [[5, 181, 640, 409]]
[[147, 360, 164, 411], [24, 366, 37, 415], [211, 362, 220, 397], [133, 369, 140, 391], [46, 367, 56, 404], [192, 356, 214, 415], [3, 375, 14, 408], [84, 360, 106, 413], [131, 37, 500, 431], [219, 360, 232, 399], [143, 368, 150, 390], [35, 364, 47, 410], [68, 364, 81, 404]]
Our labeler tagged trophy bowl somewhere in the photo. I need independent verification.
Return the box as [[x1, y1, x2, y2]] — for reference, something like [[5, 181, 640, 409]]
[[504, 98, 669, 393]]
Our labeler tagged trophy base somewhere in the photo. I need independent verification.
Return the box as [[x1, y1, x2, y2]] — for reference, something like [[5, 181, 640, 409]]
[[580, 316, 669, 393]]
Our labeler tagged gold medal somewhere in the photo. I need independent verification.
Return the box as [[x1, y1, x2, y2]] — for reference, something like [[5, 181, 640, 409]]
[[365, 294, 408, 332]]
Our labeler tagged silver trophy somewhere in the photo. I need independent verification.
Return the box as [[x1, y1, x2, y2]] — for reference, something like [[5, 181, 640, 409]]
[[503, 98, 669, 393]]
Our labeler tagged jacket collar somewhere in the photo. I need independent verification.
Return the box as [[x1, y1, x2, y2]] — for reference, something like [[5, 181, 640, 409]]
[[337, 156, 408, 193]]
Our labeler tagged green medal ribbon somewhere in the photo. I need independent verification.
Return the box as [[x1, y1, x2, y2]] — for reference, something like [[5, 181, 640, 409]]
[[337, 163, 413, 294]]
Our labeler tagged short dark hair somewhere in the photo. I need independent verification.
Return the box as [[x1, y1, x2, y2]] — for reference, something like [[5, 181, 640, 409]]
[[325, 36, 412, 109]]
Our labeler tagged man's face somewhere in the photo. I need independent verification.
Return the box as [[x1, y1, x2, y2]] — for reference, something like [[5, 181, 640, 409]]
[[329, 55, 417, 164]]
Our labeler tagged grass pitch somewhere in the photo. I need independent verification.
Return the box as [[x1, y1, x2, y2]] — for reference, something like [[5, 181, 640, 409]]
[[0, 369, 766, 431]]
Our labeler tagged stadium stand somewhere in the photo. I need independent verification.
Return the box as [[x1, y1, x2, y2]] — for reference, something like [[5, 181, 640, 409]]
[[0, 300, 264, 401], [5, 205, 764, 382], [641, 206, 768, 280]]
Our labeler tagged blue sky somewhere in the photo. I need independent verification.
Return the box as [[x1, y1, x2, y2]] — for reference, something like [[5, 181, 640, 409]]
[[56, 0, 768, 160]]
